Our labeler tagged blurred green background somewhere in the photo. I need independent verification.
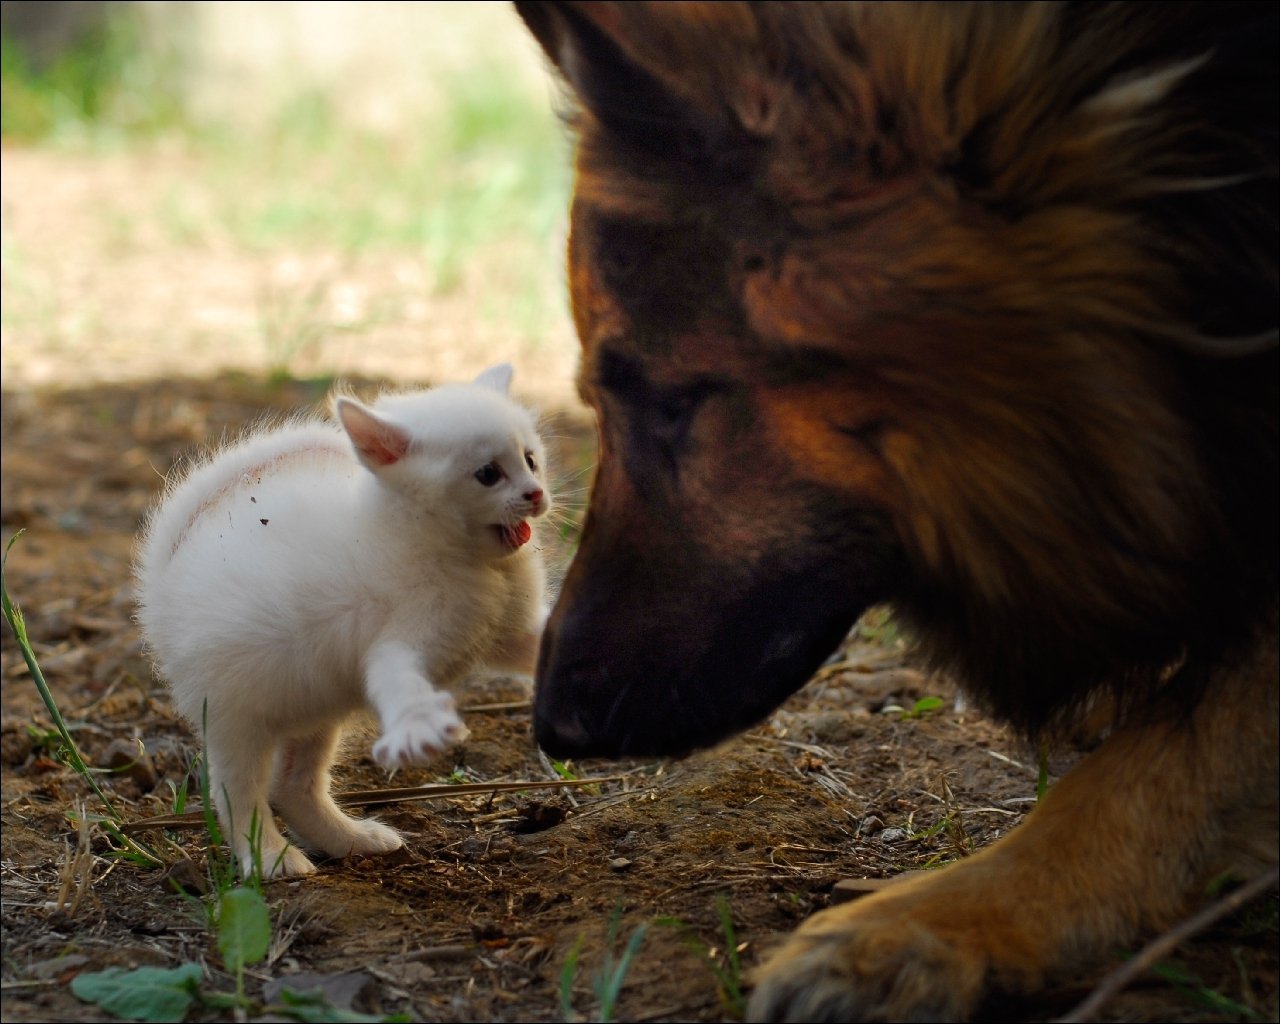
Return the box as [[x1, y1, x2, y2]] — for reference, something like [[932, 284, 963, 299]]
[[1, 0, 578, 403]]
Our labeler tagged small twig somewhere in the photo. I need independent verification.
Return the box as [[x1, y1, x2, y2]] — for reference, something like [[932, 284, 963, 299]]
[[809, 659, 861, 683], [461, 699, 532, 713], [986, 749, 1031, 772], [747, 733, 838, 758], [538, 749, 580, 807], [338, 775, 623, 807], [391, 944, 476, 963], [116, 776, 625, 834], [55, 804, 95, 915], [1055, 865, 1279, 1023], [556, 786, 656, 823]]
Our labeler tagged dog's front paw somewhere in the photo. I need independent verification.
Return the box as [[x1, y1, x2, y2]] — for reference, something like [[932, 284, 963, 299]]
[[373, 695, 469, 770], [750, 910, 988, 1022], [748, 860, 1058, 1024]]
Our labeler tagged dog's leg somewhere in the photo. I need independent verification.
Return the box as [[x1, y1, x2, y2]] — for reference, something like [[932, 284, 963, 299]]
[[750, 633, 1278, 1022]]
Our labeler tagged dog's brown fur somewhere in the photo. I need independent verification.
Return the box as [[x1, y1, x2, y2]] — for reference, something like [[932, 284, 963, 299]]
[[516, 2, 1278, 1019]]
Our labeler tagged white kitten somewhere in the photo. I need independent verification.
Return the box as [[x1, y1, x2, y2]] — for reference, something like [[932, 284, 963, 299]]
[[135, 364, 551, 878]]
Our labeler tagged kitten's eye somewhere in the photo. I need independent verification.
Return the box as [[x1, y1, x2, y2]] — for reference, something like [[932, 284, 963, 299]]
[[524, 450, 538, 473], [474, 463, 503, 487]]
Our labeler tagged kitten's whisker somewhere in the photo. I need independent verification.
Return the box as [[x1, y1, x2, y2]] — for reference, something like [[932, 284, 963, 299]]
[[554, 463, 597, 484]]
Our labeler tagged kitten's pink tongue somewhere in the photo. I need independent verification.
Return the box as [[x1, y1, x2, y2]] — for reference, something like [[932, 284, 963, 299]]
[[501, 521, 532, 550]]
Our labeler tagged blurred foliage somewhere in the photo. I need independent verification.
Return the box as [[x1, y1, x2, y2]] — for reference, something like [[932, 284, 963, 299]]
[[0, 2, 570, 360], [1, 4, 183, 141], [1, 3, 572, 336]]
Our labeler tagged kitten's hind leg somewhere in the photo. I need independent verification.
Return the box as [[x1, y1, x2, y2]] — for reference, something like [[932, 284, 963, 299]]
[[271, 726, 402, 859], [207, 733, 315, 879], [365, 639, 469, 770]]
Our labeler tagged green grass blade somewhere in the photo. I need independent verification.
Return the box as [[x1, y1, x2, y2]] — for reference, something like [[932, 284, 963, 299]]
[[1037, 738, 1051, 802], [714, 895, 745, 1015], [2, 530, 118, 818], [559, 935, 584, 1022], [1150, 961, 1264, 1020], [595, 921, 648, 1023]]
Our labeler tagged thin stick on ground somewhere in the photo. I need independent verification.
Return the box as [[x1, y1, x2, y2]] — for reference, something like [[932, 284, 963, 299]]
[[1054, 865, 1279, 1024], [116, 775, 629, 833]]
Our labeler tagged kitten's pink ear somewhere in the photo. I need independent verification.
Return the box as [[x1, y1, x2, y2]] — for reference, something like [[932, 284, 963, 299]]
[[473, 363, 514, 395], [335, 398, 410, 468]]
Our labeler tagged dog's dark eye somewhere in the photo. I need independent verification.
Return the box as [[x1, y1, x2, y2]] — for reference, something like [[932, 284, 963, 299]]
[[524, 451, 539, 473], [474, 463, 503, 487], [598, 350, 730, 488]]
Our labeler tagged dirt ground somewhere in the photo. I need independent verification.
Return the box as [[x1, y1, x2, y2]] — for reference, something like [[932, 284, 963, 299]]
[[2, 151, 1277, 1023]]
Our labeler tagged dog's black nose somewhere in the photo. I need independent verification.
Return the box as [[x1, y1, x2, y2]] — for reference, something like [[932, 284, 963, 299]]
[[533, 615, 617, 757], [533, 709, 597, 758], [533, 648, 635, 757]]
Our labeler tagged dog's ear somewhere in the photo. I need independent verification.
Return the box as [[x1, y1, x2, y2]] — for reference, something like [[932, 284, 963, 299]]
[[514, 1, 773, 157]]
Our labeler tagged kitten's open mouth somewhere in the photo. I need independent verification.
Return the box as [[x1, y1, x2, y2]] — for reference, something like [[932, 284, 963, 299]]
[[494, 521, 532, 551]]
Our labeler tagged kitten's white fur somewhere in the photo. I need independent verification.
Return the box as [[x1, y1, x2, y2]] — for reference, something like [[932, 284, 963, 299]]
[[135, 364, 550, 878]]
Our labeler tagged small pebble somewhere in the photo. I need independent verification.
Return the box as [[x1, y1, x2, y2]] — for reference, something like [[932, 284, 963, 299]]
[[0, 726, 35, 767], [102, 737, 159, 790], [262, 970, 371, 1010], [162, 858, 209, 897]]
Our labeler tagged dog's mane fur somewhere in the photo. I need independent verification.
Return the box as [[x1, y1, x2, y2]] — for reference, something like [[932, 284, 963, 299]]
[[521, 1, 1278, 733]]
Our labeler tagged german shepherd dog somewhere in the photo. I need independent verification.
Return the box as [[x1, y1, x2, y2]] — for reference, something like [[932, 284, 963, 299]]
[[515, 3, 1278, 1020]]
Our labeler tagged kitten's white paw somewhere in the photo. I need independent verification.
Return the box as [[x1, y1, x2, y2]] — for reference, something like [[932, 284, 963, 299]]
[[344, 817, 403, 857], [279, 804, 405, 859], [243, 843, 316, 879], [373, 696, 469, 770]]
